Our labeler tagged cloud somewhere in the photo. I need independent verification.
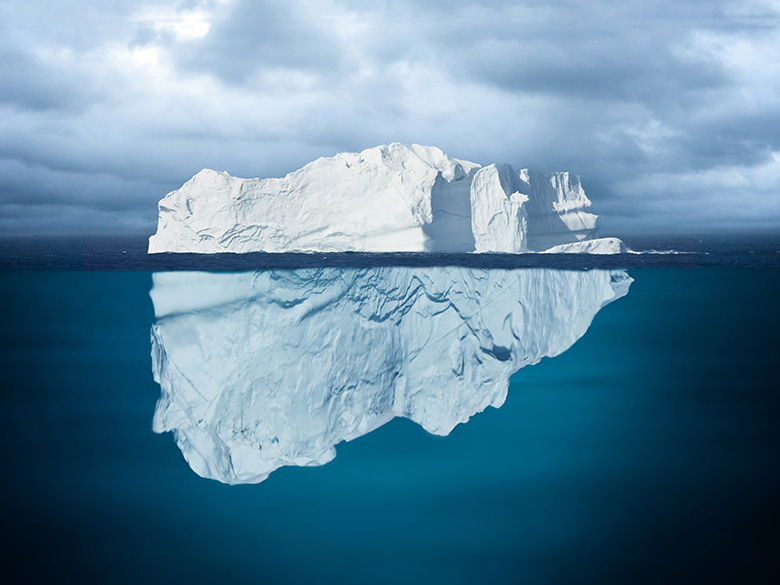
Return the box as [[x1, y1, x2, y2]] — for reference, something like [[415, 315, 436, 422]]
[[174, 0, 344, 84], [0, 0, 779, 235], [0, 43, 92, 112], [599, 150, 780, 233]]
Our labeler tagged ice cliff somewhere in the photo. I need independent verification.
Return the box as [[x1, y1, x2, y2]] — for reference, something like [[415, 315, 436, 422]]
[[148, 143, 617, 254], [150, 267, 632, 484]]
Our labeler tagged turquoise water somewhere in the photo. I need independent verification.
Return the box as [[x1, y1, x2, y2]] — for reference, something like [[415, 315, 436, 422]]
[[1, 268, 778, 583]]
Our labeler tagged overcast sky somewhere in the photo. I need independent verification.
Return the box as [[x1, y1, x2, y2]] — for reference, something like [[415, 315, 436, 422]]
[[1, 0, 779, 236]]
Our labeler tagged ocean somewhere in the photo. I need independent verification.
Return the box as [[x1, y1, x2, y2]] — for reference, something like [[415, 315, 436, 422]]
[[0, 235, 778, 584]]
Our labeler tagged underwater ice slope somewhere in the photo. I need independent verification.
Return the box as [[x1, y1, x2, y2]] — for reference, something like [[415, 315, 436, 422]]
[[150, 267, 632, 484]]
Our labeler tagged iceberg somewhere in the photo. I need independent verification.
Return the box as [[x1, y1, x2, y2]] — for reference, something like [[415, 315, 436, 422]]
[[148, 143, 618, 254], [150, 266, 632, 484]]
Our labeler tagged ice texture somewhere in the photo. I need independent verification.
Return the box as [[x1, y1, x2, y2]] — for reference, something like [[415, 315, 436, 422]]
[[469, 164, 528, 252], [148, 144, 612, 254], [150, 267, 632, 484], [543, 237, 627, 254]]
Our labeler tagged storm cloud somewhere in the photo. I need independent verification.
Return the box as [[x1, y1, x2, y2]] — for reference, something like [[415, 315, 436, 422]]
[[1, 0, 779, 235]]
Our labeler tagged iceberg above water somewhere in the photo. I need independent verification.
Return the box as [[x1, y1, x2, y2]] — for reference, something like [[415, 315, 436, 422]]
[[150, 267, 632, 484], [148, 143, 620, 254], [542, 237, 627, 254]]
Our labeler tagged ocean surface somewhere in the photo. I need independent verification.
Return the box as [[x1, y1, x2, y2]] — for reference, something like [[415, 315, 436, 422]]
[[1, 235, 779, 584]]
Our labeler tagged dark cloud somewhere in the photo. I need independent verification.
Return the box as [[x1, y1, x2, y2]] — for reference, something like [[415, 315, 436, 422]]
[[175, 0, 343, 84], [451, 35, 726, 104], [0, 159, 161, 210], [0, 202, 153, 235], [0, 38, 96, 112]]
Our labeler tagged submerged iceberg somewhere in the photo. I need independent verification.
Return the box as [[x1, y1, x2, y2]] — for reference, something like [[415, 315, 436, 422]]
[[148, 143, 618, 254], [150, 266, 632, 484]]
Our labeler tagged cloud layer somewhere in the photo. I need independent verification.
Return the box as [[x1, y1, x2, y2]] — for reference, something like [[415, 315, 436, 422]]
[[1, 0, 779, 235]]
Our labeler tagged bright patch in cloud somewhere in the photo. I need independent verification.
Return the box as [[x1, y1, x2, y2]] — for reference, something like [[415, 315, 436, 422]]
[[131, 46, 159, 66], [136, 8, 213, 41]]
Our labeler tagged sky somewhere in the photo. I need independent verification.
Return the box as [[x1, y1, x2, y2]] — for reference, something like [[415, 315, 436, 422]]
[[1, 0, 779, 236]]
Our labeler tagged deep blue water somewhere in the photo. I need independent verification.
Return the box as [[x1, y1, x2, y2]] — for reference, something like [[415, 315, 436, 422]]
[[1, 239, 779, 584]]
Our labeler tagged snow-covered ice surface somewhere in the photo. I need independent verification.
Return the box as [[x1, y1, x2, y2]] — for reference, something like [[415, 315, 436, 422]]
[[150, 266, 632, 484], [542, 237, 627, 254], [149, 144, 612, 254]]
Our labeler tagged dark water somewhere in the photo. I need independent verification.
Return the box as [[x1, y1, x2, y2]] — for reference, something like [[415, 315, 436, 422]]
[[1, 233, 780, 270], [0, 238, 779, 584]]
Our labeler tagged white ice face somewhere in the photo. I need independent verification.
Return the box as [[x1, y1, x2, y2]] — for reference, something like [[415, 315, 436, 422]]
[[150, 267, 632, 484], [148, 143, 606, 254]]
